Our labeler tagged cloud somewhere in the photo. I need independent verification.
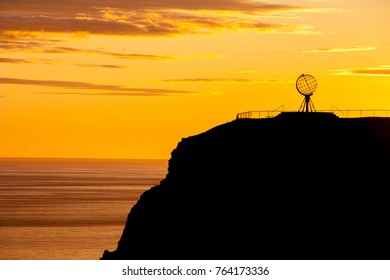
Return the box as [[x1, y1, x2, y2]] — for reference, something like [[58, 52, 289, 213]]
[[0, 57, 32, 63], [37, 92, 167, 97], [0, 56, 59, 65], [162, 78, 292, 83], [0, 13, 311, 37], [0, 1, 323, 37], [0, 15, 150, 36], [75, 64, 126, 69], [0, 77, 195, 96], [0, 36, 68, 47], [46, 47, 177, 60], [0, 39, 51, 50], [0, 1, 299, 14], [0, 41, 179, 60], [334, 66, 390, 77], [302, 46, 376, 53]]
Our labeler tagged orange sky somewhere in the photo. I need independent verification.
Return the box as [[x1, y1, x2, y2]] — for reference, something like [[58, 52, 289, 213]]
[[1, 0, 389, 159]]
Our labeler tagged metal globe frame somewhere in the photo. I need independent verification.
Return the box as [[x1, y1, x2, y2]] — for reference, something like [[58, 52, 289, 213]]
[[296, 74, 317, 112]]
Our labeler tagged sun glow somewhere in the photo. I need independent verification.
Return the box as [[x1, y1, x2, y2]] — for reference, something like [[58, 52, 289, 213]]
[[1, 0, 390, 159]]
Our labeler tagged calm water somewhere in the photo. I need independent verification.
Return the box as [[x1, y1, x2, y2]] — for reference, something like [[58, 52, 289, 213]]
[[0, 158, 168, 260]]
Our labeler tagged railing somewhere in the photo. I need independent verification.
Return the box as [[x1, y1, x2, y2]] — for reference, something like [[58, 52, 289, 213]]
[[330, 110, 390, 118], [236, 109, 390, 119], [236, 110, 284, 119]]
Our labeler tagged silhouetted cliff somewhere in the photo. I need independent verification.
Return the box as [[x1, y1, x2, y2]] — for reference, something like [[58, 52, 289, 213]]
[[101, 113, 390, 260]]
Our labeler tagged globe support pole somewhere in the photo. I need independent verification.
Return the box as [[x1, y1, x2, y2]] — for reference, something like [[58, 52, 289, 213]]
[[305, 95, 310, 112]]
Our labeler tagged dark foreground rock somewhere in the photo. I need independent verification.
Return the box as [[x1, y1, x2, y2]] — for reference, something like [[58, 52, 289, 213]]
[[101, 113, 390, 260]]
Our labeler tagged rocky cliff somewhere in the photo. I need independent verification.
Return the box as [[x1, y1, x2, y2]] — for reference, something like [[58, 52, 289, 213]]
[[101, 113, 390, 260]]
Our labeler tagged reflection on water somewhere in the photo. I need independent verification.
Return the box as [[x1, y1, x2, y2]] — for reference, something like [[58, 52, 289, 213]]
[[0, 226, 124, 260], [0, 158, 167, 260]]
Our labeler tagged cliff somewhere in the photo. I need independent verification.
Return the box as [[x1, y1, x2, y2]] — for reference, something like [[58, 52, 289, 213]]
[[101, 112, 390, 260]]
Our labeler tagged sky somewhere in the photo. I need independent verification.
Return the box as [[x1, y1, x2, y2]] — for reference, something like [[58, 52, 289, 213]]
[[1, 0, 389, 159]]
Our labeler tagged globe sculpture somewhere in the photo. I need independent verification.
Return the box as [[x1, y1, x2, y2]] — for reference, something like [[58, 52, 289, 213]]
[[296, 74, 317, 112]]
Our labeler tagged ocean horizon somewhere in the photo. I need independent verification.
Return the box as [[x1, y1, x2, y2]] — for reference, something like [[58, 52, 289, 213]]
[[0, 157, 168, 260]]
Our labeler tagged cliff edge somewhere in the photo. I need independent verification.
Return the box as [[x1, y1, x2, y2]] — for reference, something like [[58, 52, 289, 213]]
[[101, 113, 390, 260]]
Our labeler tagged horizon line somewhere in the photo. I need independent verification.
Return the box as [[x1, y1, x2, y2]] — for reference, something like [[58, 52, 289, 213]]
[[0, 156, 169, 161]]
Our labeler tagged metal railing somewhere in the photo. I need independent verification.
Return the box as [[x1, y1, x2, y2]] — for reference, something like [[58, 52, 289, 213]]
[[236, 110, 283, 119], [236, 109, 390, 119], [329, 109, 390, 118]]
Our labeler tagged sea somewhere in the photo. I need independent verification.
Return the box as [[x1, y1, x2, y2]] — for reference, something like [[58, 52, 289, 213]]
[[0, 158, 168, 260]]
